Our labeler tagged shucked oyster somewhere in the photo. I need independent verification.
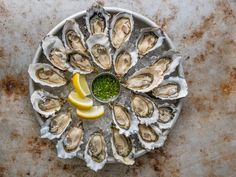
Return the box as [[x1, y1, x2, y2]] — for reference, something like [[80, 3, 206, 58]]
[[137, 124, 166, 151], [130, 94, 159, 125], [42, 35, 69, 70], [41, 109, 72, 140], [84, 130, 107, 172], [157, 103, 178, 129], [85, 5, 110, 35], [62, 19, 87, 55], [68, 53, 94, 74], [123, 51, 182, 92], [86, 34, 112, 70], [111, 125, 135, 165], [110, 102, 139, 137], [136, 28, 165, 58], [30, 90, 65, 118], [28, 63, 67, 87], [113, 44, 138, 78], [110, 12, 134, 49], [152, 77, 188, 100], [56, 121, 84, 159]]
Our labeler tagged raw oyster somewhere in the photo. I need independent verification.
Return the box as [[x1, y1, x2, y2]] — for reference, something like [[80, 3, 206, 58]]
[[123, 51, 182, 92], [137, 124, 166, 151], [157, 103, 178, 129], [136, 28, 165, 58], [152, 77, 188, 100], [42, 35, 69, 70], [30, 90, 65, 118], [28, 63, 67, 87], [130, 94, 159, 125], [62, 19, 87, 55], [68, 53, 94, 74], [84, 130, 107, 172], [85, 5, 110, 35], [110, 102, 139, 137], [113, 44, 138, 78], [111, 125, 135, 165], [40, 109, 72, 140], [56, 121, 84, 159], [86, 34, 112, 70], [110, 12, 134, 49]]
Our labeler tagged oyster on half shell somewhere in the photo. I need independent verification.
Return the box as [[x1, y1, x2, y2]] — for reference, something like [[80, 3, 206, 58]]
[[30, 90, 65, 118], [62, 19, 87, 55], [84, 130, 107, 172], [56, 121, 84, 159], [110, 12, 134, 49], [152, 77, 188, 100], [28, 63, 67, 87], [40, 109, 72, 140], [42, 35, 69, 70], [85, 5, 110, 35], [136, 28, 165, 58], [130, 94, 159, 125], [86, 34, 112, 70], [137, 124, 166, 151], [111, 125, 135, 165]]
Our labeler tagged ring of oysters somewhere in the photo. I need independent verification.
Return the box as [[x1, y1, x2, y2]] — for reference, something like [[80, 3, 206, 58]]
[[28, 4, 188, 172]]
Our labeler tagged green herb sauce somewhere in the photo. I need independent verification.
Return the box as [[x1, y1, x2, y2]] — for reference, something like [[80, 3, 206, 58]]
[[92, 74, 120, 101]]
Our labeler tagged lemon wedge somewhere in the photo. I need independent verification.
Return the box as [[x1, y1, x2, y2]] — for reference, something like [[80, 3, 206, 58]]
[[76, 106, 105, 119], [71, 73, 90, 98], [68, 90, 93, 110]]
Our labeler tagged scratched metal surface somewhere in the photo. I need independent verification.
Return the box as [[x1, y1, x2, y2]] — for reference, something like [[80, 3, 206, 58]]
[[0, 0, 236, 177]]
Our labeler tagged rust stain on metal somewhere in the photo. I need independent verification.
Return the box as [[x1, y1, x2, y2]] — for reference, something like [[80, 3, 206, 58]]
[[220, 67, 236, 96], [0, 0, 10, 17]]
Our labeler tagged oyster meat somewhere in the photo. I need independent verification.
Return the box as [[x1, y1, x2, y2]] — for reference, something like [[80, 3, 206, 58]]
[[110, 102, 139, 137], [56, 121, 84, 159], [30, 90, 65, 118], [152, 77, 188, 100], [28, 63, 67, 87], [68, 53, 94, 74], [137, 124, 166, 151], [84, 130, 107, 172], [86, 34, 112, 70], [130, 94, 159, 125], [85, 5, 110, 35], [40, 110, 72, 140], [113, 44, 138, 78], [62, 19, 87, 55], [42, 35, 69, 70], [136, 28, 165, 58], [110, 12, 134, 48], [111, 126, 135, 165]]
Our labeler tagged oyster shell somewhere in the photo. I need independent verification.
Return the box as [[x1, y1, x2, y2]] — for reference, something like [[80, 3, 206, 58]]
[[130, 94, 159, 125], [110, 12, 134, 49], [68, 53, 94, 74], [137, 124, 166, 151], [123, 51, 182, 92], [157, 103, 178, 129], [113, 44, 138, 78], [28, 63, 67, 87], [85, 5, 110, 35], [111, 126, 135, 165], [40, 109, 72, 140], [56, 121, 84, 159], [110, 102, 139, 137], [84, 130, 107, 172], [42, 35, 69, 70], [152, 77, 188, 100], [136, 28, 165, 58], [30, 90, 65, 118], [86, 34, 112, 70], [62, 19, 87, 55]]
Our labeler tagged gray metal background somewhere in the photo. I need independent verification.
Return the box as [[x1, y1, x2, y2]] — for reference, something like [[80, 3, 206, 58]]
[[0, 0, 235, 177]]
